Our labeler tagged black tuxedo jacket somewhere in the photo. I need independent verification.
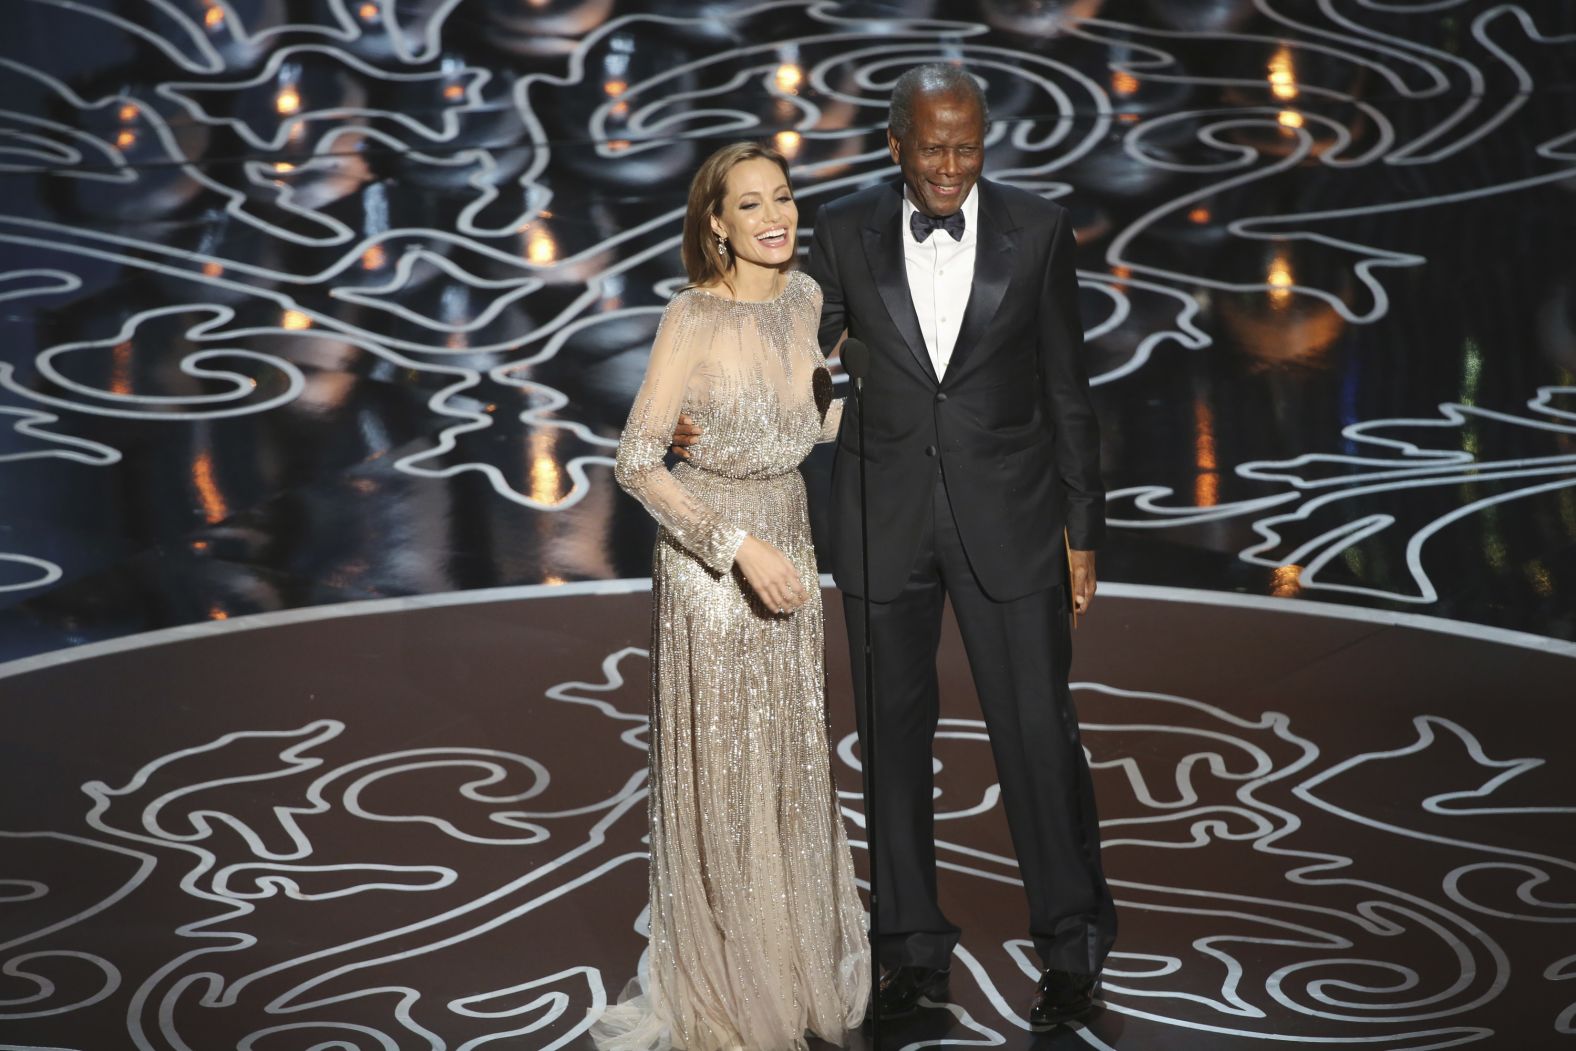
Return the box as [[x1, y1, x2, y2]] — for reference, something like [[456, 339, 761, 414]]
[[806, 178, 1105, 603]]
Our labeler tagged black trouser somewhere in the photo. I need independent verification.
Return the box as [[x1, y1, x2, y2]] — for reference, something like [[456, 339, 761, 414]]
[[844, 473, 1117, 974]]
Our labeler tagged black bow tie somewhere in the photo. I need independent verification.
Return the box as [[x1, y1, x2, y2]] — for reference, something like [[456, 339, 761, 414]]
[[909, 208, 966, 244]]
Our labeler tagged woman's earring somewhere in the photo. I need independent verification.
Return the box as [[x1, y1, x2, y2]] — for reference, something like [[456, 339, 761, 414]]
[[716, 233, 728, 258]]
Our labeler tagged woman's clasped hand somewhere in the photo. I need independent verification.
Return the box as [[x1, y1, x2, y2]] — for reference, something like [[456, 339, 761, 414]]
[[735, 535, 809, 614]]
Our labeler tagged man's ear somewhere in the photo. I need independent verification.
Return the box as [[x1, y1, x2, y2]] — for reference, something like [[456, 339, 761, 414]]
[[887, 129, 902, 165]]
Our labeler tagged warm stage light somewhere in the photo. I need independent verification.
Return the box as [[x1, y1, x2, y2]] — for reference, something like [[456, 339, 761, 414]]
[[119, 104, 138, 122], [774, 130, 802, 158], [358, 1, 378, 20], [116, 130, 136, 149], [1278, 110, 1304, 129], [361, 245, 387, 270], [202, 261, 224, 277], [604, 79, 628, 97], [1268, 46, 1298, 101], [1110, 70, 1139, 97], [529, 430, 562, 505], [1188, 207, 1210, 224], [282, 309, 312, 330], [276, 87, 302, 115], [110, 341, 132, 396], [1193, 396, 1217, 508], [525, 224, 557, 265], [1267, 254, 1294, 306], [775, 63, 804, 95], [193, 450, 229, 524], [1271, 564, 1303, 597]]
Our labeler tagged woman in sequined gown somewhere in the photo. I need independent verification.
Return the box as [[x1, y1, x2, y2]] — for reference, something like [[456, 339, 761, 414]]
[[592, 144, 869, 1051]]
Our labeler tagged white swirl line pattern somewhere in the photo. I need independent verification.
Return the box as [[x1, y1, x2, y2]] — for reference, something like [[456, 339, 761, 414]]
[[7, 636, 1570, 1047], [2, 1, 1567, 606], [1108, 386, 1576, 603]]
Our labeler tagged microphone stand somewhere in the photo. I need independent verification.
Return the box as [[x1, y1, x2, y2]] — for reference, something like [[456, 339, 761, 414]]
[[845, 343, 880, 1048]]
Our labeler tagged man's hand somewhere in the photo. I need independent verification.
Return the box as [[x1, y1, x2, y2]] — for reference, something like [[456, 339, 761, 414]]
[[1068, 548, 1097, 617], [671, 413, 701, 460]]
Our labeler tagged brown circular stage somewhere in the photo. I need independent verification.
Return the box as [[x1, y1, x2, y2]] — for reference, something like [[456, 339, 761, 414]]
[[2, 582, 1571, 1050]]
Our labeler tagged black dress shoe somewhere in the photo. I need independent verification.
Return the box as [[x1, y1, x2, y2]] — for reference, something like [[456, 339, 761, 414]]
[[875, 965, 950, 1019], [1028, 968, 1099, 1028]]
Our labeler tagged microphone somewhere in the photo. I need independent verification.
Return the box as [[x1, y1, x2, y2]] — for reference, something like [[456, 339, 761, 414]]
[[842, 338, 870, 387], [841, 335, 879, 1040]]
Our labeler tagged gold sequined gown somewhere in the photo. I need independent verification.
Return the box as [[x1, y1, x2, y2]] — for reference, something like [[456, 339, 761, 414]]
[[596, 270, 869, 1051]]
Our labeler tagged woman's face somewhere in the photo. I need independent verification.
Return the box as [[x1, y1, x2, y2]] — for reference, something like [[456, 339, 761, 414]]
[[710, 157, 797, 273]]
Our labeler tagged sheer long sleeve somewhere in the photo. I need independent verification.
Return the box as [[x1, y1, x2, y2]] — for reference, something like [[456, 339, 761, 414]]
[[802, 278, 845, 444], [818, 396, 844, 443], [614, 296, 747, 574]]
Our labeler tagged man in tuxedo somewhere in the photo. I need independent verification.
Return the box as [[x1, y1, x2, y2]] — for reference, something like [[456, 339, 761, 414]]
[[676, 63, 1116, 1027], [815, 62, 1116, 1028]]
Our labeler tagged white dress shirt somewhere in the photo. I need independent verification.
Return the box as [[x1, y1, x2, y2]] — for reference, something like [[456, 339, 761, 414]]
[[901, 183, 979, 379]]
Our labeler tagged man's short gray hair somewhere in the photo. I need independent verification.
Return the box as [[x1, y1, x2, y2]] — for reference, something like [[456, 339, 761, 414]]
[[889, 63, 990, 138]]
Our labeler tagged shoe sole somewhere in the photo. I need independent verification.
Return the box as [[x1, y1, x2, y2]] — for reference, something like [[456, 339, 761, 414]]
[[874, 979, 950, 1021], [1028, 999, 1099, 1030]]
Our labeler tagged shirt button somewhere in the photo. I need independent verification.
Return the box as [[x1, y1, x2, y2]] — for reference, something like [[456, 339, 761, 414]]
[[935, 392, 948, 403], [924, 445, 937, 457]]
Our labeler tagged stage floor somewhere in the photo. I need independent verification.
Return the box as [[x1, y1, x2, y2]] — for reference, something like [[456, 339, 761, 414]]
[[2, 0, 1574, 1048], [3, 583, 1574, 1050]]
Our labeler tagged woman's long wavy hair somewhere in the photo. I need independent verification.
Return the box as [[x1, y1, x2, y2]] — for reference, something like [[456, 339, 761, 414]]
[[680, 142, 793, 293]]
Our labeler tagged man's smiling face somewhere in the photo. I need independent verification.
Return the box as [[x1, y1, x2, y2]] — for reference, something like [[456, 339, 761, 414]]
[[889, 88, 986, 217]]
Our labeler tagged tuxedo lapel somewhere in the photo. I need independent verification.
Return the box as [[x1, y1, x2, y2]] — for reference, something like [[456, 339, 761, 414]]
[[861, 182, 937, 385], [946, 180, 1019, 382]]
